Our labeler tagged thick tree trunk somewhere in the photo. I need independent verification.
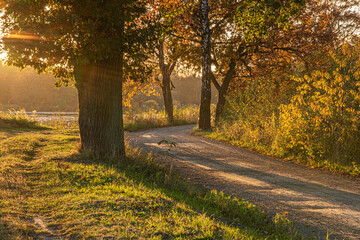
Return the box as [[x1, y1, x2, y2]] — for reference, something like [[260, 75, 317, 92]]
[[162, 73, 174, 124], [215, 59, 237, 124], [75, 58, 125, 159], [199, 0, 212, 130]]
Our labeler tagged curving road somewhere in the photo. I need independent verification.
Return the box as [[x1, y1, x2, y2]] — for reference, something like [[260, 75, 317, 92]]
[[128, 125, 360, 239]]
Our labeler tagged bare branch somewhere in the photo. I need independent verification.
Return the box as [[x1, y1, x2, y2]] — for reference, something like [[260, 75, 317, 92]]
[[170, 80, 175, 90]]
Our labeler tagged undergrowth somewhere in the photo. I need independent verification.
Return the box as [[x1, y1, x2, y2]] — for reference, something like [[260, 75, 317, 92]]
[[199, 41, 360, 178]]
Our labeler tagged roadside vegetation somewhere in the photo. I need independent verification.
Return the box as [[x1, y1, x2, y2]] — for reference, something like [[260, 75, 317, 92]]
[[194, 41, 360, 178], [0, 116, 303, 239]]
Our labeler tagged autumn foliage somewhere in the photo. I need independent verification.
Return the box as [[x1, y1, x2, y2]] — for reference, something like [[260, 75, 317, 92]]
[[215, 39, 360, 173], [279, 40, 360, 164]]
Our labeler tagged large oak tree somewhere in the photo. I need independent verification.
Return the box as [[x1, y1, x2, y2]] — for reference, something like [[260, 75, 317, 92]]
[[1, 0, 153, 158]]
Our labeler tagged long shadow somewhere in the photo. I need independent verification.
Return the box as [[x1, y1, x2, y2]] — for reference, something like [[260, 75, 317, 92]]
[[169, 152, 360, 210], [128, 137, 360, 239], [130, 133, 360, 210], [52, 151, 302, 239]]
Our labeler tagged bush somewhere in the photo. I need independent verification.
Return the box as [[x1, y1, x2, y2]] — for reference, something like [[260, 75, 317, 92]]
[[217, 73, 294, 152], [279, 41, 360, 165]]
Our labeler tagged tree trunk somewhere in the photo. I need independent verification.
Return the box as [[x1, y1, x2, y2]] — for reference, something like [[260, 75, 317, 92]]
[[162, 73, 174, 124], [75, 58, 125, 159], [157, 41, 176, 125], [215, 59, 237, 124], [199, 0, 212, 130]]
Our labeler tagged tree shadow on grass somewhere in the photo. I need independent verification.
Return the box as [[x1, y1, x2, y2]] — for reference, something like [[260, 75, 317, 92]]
[[49, 149, 301, 239]]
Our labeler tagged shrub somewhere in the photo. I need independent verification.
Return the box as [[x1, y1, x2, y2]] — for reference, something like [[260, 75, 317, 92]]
[[217, 73, 294, 152], [279, 41, 360, 165]]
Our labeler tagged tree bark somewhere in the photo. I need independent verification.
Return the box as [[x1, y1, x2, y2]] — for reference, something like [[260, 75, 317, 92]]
[[199, 0, 212, 130], [157, 41, 176, 124], [75, 58, 125, 159], [213, 45, 247, 124], [215, 58, 236, 124], [161, 73, 174, 124]]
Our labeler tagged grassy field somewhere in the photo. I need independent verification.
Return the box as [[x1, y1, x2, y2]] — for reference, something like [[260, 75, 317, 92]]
[[0, 117, 304, 239], [2, 106, 199, 131]]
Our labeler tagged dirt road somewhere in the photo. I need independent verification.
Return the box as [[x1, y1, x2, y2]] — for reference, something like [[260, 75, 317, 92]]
[[128, 125, 360, 239]]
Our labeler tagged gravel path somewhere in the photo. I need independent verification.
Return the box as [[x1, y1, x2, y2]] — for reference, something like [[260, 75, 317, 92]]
[[128, 125, 360, 240]]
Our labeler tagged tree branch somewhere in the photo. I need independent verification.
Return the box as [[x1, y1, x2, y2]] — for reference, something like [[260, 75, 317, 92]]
[[169, 58, 178, 74], [170, 80, 175, 90], [273, 47, 305, 54], [168, 32, 201, 44], [157, 41, 166, 74], [210, 71, 221, 91], [210, 13, 231, 33]]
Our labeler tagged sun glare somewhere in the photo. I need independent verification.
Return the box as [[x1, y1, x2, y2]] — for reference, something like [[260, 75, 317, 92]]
[[3, 34, 42, 41], [0, 50, 7, 62]]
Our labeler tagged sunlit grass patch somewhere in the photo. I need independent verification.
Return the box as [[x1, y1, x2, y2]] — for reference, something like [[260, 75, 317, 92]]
[[38, 112, 79, 129], [124, 105, 198, 132], [0, 128, 302, 239], [0, 109, 48, 130]]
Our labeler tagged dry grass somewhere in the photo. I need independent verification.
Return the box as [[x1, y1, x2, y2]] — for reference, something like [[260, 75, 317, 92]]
[[124, 105, 199, 132]]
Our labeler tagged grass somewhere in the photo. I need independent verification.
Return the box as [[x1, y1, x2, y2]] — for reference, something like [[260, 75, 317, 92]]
[[124, 106, 199, 132], [0, 110, 49, 130], [191, 127, 360, 178], [0, 126, 304, 239], [40, 112, 79, 129], [1, 106, 198, 132]]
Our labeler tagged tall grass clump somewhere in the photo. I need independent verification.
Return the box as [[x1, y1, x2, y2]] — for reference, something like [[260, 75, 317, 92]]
[[124, 105, 199, 131], [210, 40, 360, 176], [174, 105, 199, 123], [0, 109, 46, 129], [0, 109, 78, 129], [43, 113, 78, 129]]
